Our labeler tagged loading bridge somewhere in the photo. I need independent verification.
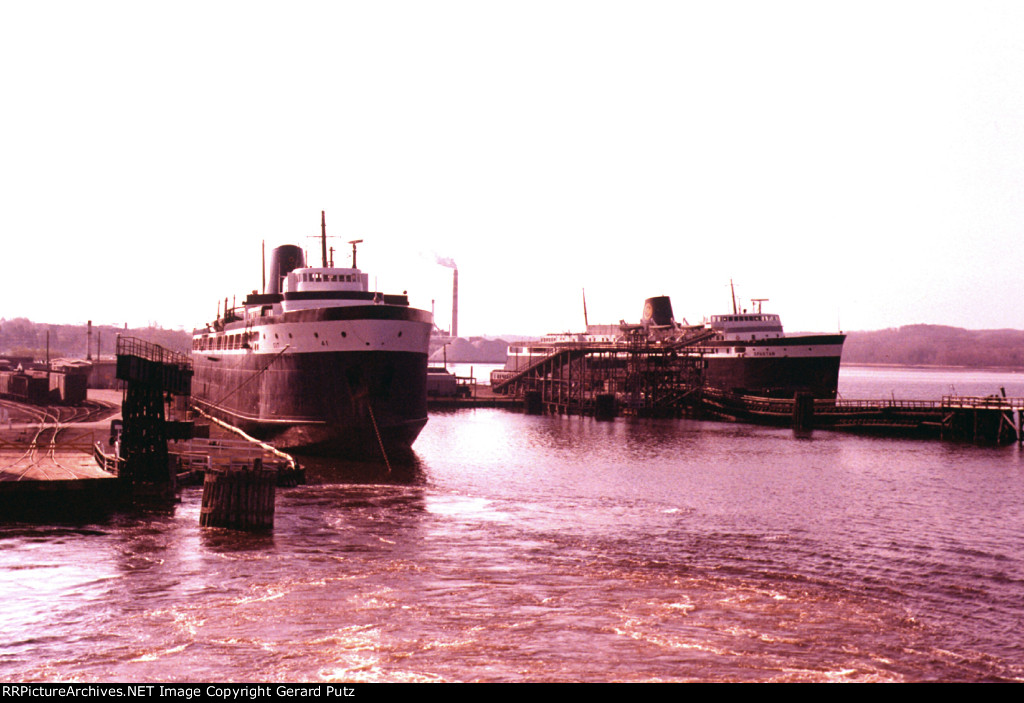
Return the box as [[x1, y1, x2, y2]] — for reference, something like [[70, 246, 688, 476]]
[[492, 329, 714, 418], [116, 336, 192, 496]]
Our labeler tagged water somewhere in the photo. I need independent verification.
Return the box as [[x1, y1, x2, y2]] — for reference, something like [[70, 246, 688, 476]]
[[2, 366, 1024, 682]]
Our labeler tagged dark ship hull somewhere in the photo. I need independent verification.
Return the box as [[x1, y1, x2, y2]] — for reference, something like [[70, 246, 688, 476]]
[[701, 334, 846, 399], [192, 348, 429, 455], [192, 233, 433, 457]]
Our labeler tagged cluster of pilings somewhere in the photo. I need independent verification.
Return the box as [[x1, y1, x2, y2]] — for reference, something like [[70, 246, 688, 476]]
[[199, 458, 277, 530]]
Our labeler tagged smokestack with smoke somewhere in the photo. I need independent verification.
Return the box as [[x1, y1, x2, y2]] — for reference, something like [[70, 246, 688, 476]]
[[452, 268, 458, 339], [432, 255, 459, 339]]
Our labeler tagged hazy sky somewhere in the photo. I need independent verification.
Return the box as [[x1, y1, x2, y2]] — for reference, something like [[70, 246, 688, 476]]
[[3, 1, 1023, 336]]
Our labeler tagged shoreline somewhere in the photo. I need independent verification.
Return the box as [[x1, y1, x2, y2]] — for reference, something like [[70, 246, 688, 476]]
[[842, 362, 1024, 373]]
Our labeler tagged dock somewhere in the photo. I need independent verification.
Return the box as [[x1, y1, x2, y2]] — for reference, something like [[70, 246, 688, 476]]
[[0, 392, 123, 519], [491, 339, 704, 418], [427, 385, 521, 411], [486, 340, 1024, 444], [0, 337, 301, 523], [701, 390, 1024, 444]]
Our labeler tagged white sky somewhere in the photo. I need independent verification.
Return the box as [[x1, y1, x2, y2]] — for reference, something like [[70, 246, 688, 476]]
[[2, 1, 1023, 336]]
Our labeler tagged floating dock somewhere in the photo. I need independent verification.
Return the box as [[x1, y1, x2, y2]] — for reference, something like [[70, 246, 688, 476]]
[[701, 389, 1024, 444]]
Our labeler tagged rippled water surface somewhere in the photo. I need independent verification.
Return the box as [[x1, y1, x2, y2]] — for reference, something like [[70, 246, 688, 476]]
[[2, 367, 1024, 682]]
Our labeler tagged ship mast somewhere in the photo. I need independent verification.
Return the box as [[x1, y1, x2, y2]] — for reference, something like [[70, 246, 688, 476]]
[[321, 211, 328, 268]]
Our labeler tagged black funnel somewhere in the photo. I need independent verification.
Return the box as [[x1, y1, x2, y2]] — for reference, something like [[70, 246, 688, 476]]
[[267, 245, 305, 294], [642, 296, 674, 326]]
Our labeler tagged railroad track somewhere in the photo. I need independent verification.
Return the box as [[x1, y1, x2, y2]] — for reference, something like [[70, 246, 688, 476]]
[[0, 398, 119, 480]]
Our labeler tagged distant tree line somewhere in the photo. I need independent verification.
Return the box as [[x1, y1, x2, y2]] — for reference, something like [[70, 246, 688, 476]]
[[0, 318, 191, 361], [843, 325, 1024, 368], [3, 318, 1023, 369]]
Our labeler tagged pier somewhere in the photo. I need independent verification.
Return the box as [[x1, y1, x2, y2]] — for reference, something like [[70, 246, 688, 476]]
[[489, 340, 1024, 444], [0, 392, 123, 518], [701, 390, 1024, 444], [0, 336, 299, 524], [492, 338, 705, 418]]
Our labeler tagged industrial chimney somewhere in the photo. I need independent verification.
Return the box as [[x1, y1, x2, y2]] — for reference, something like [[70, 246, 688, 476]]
[[452, 268, 459, 339]]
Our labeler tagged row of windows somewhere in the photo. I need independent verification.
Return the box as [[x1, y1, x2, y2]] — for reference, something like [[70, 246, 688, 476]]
[[711, 314, 780, 323], [193, 331, 257, 352], [298, 273, 359, 283]]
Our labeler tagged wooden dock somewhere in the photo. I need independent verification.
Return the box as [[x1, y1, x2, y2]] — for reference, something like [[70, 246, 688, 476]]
[[0, 394, 124, 519], [427, 385, 521, 411], [697, 390, 1024, 444]]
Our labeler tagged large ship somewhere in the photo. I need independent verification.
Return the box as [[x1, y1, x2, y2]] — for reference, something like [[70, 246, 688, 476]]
[[491, 291, 845, 400], [191, 215, 433, 454], [696, 302, 845, 399]]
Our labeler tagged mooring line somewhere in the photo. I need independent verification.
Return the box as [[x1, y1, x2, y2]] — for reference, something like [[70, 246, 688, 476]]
[[367, 404, 391, 475], [207, 344, 291, 413], [191, 405, 297, 472]]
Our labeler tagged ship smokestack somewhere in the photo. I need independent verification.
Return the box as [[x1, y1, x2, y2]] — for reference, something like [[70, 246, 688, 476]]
[[642, 296, 675, 326], [86, 320, 92, 361], [452, 268, 458, 339], [267, 245, 305, 295]]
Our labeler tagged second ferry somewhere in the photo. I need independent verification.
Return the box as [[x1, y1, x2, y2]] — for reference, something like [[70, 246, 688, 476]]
[[492, 291, 845, 400], [191, 214, 433, 454]]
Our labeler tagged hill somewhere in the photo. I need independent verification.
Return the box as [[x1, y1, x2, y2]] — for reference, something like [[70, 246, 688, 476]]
[[5, 318, 1023, 370], [0, 318, 191, 360], [842, 325, 1024, 368], [429, 336, 509, 363]]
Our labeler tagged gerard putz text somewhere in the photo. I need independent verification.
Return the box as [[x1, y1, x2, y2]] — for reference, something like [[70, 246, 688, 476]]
[[2, 686, 355, 698]]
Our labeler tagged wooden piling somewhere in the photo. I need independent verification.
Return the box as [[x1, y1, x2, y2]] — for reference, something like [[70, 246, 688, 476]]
[[595, 393, 617, 421], [199, 458, 276, 531], [524, 390, 543, 415], [792, 392, 814, 430]]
